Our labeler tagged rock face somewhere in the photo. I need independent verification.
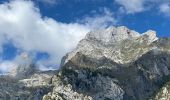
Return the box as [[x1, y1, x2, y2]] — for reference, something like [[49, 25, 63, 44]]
[[154, 81, 170, 100], [85, 26, 140, 44], [62, 26, 158, 65], [44, 26, 170, 100]]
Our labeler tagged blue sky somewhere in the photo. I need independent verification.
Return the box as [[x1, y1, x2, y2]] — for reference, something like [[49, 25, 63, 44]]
[[0, 0, 169, 72]]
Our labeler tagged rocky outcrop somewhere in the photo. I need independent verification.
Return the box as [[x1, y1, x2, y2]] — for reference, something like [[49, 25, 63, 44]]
[[43, 70, 124, 100], [154, 81, 170, 100], [0, 70, 56, 100], [43, 75, 93, 100]]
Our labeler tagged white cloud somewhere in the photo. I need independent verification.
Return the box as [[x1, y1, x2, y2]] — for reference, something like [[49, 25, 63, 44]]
[[159, 3, 170, 16], [80, 8, 117, 29], [115, 0, 145, 14], [0, 61, 15, 74], [0, 0, 117, 71], [0, 0, 89, 66], [115, 0, 170, 15]]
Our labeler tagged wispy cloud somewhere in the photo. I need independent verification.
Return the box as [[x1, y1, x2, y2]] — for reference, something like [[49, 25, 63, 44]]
[[159, 3, 170, 16], [115, 0, 146, 14], [36, 0, 61, 5], [0, 61, 15, 74], [114, 0, 170, 15], [78, 8, 117, 29]]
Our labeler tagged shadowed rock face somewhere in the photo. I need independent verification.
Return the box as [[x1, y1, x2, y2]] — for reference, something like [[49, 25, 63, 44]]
[[44, 26, 170, 100], [58, 50, 170, 100]]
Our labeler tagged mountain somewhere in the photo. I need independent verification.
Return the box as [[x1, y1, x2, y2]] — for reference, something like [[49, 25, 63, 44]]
[[43, 26, 170, 100], [0, 26, 170, 100]]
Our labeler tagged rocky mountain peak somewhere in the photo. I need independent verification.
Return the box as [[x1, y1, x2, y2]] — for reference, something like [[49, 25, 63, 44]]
[[142, 30, 158, 43], [8, 52, 37, 78], [85, 26, 140, 44], [62, 26, 159, 65]]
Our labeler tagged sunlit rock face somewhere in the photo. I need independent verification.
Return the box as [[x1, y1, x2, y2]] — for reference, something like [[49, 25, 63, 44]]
[[62, 26, 158, 65], [85, 26, 140, 44], [142, 30, 158, 43], [154, 81, 170, 100]]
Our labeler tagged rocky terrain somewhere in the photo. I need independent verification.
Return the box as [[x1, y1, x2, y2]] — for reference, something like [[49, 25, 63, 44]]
[[0, 53, 57, 100], [0, 26, 170, 100]]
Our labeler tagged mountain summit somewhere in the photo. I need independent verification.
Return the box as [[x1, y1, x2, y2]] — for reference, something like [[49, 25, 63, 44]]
[[85, 26, 157, 44], [62, 26, 158, 66], [85, 26, 140, 43]]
